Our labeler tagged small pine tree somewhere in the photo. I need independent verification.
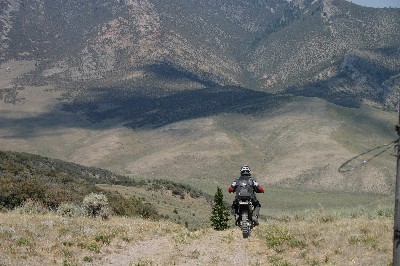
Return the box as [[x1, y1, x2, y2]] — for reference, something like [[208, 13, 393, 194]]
[[210, 187, 230, 230]]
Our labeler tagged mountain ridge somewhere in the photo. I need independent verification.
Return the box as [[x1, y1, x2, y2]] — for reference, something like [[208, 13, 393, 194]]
[[1, 0, 399, 109]]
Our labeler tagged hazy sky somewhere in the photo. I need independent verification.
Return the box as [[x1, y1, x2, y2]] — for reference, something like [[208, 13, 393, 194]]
[[345, 0, 400, 8]]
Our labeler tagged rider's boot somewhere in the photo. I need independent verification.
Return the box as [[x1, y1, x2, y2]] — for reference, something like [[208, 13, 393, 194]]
[[252, 205, 260, 225], [234, 214, 240, 226], [252, 214, 259, 226]]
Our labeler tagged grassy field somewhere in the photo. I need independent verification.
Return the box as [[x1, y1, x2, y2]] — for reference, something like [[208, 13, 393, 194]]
[[97, 175, 394, 231], [97, 183, 213, 231], [0, 209, 393, 265]]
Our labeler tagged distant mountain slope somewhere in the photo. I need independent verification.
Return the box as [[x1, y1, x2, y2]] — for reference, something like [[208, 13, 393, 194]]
[[1, 0, 399, 109], [250, 0, 400, 108]]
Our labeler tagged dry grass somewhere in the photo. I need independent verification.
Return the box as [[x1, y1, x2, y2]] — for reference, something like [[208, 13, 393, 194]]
[[0, 212, 182, 266], [0, 210, 393, 266], [255, 215, 392, 266], [97, 184, 212, 230]]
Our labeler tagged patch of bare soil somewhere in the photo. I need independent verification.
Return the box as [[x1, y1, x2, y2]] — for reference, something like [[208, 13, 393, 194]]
[[0, 60, 37, 88], [98, 226, 271, 266]]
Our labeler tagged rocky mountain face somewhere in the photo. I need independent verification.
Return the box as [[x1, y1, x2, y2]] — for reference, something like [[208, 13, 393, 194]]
[[1, 0, 400, 110]]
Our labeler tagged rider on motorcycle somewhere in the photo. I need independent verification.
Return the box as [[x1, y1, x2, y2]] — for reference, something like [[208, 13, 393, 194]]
[[228, 165, 264, 225]]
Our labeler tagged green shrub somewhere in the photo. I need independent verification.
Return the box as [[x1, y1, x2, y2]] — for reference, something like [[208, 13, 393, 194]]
[[137, 202, 159, 220], [57, 203, 85, 217], [0, 178, 47, 209], [94, 233, 111, 245], [83, 256, 93, 262], [82, 193, 111, 219], [13, 199, 49, 215]]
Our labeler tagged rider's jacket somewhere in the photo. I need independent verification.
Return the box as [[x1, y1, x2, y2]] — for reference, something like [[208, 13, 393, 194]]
[[228, 175, 264, 195]]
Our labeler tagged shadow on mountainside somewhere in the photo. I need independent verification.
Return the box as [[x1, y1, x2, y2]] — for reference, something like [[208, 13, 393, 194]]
[[61, 85, 292, 129], [0, 107, 94, 139], [144, 63, 219, 88], [0, 85, 291, 139], [285, 78, 364, 108], [285, 49, 397, 109]]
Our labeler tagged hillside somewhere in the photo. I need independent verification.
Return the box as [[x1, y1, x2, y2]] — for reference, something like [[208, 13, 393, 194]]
[[0, 211, 393, 265], [0, 149, 395, 265], [0, 149, 214, 229], [0, 0, 399, 108], [1, 75, 397, 195], [0, 0, 399, 190]]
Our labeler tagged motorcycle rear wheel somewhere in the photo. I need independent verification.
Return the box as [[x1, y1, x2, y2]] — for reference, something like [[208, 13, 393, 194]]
[[241, 211, 251, 238]]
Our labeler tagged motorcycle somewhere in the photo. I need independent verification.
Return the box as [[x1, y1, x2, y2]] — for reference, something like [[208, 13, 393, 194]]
[[235, 194, 255, 238], [231, 176, 262, 238]]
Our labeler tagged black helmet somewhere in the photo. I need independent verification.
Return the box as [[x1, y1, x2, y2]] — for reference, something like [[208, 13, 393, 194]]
[[240, 165, 251, 176]]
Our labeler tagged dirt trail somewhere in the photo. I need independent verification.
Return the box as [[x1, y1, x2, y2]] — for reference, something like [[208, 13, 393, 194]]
[[98, 225, 272, 266]]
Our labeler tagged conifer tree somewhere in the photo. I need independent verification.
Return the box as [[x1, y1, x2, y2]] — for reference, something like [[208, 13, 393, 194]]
[[210, 187, 230, 230]]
